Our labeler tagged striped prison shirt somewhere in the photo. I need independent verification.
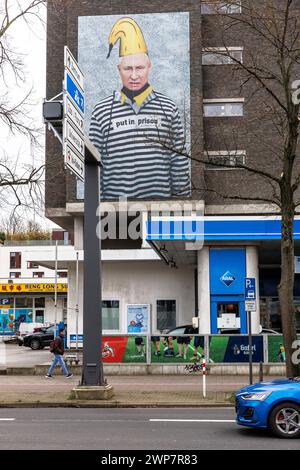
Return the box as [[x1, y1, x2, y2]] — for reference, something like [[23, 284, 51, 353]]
[[89, 89, 191, 199]]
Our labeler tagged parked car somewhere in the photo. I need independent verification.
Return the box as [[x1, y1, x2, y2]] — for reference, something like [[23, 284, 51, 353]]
[[219, 327, 280, 335], [163, 325, 281, 336], [235, 377, 300, 438], [16, 322, 45, 343], [20, 325, 55, 350]]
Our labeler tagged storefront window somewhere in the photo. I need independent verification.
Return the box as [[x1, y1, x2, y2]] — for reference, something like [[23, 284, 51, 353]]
[[35, 310, 45, 323], [259, 297, 300, 332], [156, 300, 176, 332], [34, 297, 45, 308], [102, 300, 119, 331], [16, 297, 33, 308]]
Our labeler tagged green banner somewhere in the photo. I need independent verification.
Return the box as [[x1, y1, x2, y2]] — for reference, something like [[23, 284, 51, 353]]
[[268, 335, 300, 363]]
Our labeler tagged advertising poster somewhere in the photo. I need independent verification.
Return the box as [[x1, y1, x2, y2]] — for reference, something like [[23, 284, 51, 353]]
[[268, 335, 300, 363], [126, 304, 150, 334], [209, 336, 264, 363], [78, 12, 191, 200], [101, 336, 146, 363], [151, 336, 205, 363], [0, 308, 33, 335]]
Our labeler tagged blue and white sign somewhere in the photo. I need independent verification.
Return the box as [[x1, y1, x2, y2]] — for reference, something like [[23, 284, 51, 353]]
[[220, 271, 236, 287], [63, 46, 85, 181], [245, 278, 256, 300], [245, 278, 257, 311], [65, 72, 85, 115], [70, 334, 83, 342]]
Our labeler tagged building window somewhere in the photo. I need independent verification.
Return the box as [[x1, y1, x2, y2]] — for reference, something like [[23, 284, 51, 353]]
[[202, 1, 242, 14], [34, 297, 45, 308], [102, 300, 119, 331], [27, 261, 39, 269], [205, 151, 246, 169], [16, 297, 33, 308], [10, 272, 21, 279], [156, 300, 176, 332], [203, 99, 244, 117], [33, 272, 44, 278], [35, 310, 45, 323], [57, 271, 68, 278], [202, 47, 243, 65], [10, 252, 21, 269]]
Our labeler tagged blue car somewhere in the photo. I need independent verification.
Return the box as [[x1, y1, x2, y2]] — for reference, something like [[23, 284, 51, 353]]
[[235, 377, 300, 438]]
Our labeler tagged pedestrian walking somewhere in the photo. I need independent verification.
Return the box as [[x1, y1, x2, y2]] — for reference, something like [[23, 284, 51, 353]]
[[45, 327, 73, 378]]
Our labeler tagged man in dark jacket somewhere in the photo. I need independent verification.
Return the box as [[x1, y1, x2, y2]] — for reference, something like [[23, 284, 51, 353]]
[[45, 327, 73, 378]]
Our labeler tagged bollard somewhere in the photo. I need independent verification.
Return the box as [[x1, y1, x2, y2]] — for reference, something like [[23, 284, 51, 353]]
[[202, 356, 207, 399], [259, 361, 264, 382]]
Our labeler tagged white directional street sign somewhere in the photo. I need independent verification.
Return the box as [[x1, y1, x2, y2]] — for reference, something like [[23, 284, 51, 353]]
[[63, 46, 85, 180], [65, 120, 84, 156], [64, 95, 84, 136], [64, 46, 84, 90], [64, 144, 84, 182]]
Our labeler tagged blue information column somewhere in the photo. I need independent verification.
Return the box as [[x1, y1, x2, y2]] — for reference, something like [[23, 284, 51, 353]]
[[245, 278, 256, 385]]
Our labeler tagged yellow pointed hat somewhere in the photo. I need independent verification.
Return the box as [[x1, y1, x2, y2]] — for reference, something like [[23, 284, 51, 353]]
[[107, 17, 148, 59]]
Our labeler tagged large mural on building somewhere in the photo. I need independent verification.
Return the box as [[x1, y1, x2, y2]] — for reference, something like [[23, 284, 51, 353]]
[[78, 12, 191, 200]]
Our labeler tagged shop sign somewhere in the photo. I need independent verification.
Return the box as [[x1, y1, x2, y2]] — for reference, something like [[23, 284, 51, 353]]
[[0, 283, 68, 293]]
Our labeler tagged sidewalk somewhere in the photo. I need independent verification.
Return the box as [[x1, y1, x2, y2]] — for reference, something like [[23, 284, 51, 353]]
[[0, 374, 275, 408]]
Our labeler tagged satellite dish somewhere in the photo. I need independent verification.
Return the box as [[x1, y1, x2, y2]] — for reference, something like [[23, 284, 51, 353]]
[[258, 324, 263, 334]]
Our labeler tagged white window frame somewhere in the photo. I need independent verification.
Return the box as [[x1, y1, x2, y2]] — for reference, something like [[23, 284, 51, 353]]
[[203, 98, 244, 117], [202, 1, 242, 15], [205, 150, 246, 170], [202, 47, 243, 65], [102, 299, 121, 334]]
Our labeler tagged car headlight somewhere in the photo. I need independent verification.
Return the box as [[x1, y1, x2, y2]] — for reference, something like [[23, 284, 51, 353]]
[[240, 392, 271, 401]]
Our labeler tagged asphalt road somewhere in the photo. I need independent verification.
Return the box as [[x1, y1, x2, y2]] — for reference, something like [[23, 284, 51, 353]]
[[0, 408, 298, 450]]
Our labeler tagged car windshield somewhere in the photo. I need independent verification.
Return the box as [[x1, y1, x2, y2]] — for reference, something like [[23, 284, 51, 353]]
[[45, 326, 55, 333]]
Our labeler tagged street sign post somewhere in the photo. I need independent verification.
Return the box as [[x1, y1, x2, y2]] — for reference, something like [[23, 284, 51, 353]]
[[63, 46, 85, 182], [44, 47, 108, 395], [245, 277, 256, 385]]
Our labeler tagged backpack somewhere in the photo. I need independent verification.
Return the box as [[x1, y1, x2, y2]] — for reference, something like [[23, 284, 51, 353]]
[[50, 338, 59, 353]]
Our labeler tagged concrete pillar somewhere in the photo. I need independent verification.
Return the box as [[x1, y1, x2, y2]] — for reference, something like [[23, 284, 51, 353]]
[[246, 245, 260, 334], [198, 246, 211, 334]]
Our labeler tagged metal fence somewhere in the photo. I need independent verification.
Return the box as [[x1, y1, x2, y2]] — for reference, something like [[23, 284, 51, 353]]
[[68, 333, 295, 365]]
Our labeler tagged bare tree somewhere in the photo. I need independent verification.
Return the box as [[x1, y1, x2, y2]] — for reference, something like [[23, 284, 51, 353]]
[[155, 0, 300, 376], [0, 0, 46, 216]]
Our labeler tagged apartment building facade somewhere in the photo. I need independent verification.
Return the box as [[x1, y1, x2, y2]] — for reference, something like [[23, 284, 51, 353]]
[[0, 237, 69, 335]]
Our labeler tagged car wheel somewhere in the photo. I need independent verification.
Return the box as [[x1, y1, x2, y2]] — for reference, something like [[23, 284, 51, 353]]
[[269, 402, 300, 438], [30, 339, 41, 350]]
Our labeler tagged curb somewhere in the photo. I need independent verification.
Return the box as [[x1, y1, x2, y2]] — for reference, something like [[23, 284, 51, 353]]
[[0, 401, 235, 409]]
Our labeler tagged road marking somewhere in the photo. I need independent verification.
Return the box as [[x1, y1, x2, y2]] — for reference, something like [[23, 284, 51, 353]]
[[0, 419, 15, 422], [149, 419, 236, 423]]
